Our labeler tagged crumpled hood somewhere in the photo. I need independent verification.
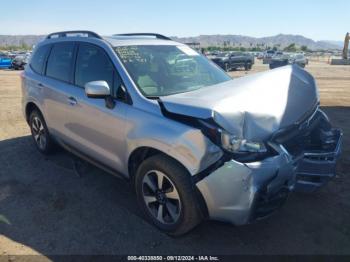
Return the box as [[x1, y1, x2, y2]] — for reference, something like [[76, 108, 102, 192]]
[[160, 65, 319, 141]]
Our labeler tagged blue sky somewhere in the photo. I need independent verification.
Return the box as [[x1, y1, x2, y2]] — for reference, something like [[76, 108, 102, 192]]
[[1, 0, 348, 41]]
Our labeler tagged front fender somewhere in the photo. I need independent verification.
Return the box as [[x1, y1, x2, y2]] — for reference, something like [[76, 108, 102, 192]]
[[125, 108, 223, 176]]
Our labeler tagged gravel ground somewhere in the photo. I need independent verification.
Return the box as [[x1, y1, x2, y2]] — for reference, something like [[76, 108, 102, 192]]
[[0, 61, 350, 256]]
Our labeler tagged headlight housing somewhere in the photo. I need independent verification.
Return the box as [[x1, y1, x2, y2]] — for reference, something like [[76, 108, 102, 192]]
[[197, 120, 267, 154], [221, 130, 267, 153]]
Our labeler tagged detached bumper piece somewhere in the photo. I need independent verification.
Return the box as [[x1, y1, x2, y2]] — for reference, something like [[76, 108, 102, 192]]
[[275, 109, 343, 193], [295, 128, 342, 192]]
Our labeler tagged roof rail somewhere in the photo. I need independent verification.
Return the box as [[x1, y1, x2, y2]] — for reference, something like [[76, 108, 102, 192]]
[[114, 33, 171, 40], [46, 30, 102, 39]]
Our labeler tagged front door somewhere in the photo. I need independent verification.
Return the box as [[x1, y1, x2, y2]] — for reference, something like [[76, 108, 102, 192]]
[[62, 42, 129, 172]]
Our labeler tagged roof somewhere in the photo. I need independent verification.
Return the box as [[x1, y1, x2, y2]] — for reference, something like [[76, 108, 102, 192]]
[[103, 36, 182, 47], [42, 31, 183, 47]]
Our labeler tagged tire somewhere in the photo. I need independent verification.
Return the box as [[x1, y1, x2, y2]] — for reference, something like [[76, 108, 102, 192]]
[[135, 154, 203, 236], [29, 110, 55, 154]]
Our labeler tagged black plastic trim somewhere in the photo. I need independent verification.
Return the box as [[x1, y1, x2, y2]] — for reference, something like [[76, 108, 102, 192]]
[[191, 156, 228, 184]]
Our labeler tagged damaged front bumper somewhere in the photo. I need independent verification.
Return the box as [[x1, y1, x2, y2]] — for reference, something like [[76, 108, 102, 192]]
[[196, 145, 297, 225], [276, 109, 343, 192], [295, 128, 342, 192], [195, 110, 342, 225]]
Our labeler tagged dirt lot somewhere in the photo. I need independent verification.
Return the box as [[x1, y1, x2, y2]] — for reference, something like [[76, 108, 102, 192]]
[[1, 61, 350, 257]]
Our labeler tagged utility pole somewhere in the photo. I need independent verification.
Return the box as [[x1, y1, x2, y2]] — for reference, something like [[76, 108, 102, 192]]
[[343, 32, 349, 60]]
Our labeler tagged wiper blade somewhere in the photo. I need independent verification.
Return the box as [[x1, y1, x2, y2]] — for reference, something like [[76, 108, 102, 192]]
[[145, 96, 160, 99]]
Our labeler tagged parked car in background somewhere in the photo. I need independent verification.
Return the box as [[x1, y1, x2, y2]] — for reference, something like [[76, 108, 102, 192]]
[[22, 31, 342, 235], [269, 53, 308, 69], [290, 53, 308, 68], [269, 53, 290, 69], [211, 52, 254, 71], [205, 51, 220, 59], [257, 52, 264, 59], [0, 54, 12, 69], [11, 55, 30, 70], [263, 50, 276, 64]]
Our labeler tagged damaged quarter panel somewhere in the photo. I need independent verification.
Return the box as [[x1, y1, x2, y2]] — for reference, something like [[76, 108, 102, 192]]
[[125, 102, 224, 176]]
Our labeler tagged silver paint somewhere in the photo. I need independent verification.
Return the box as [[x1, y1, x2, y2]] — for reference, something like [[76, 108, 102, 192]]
[[85, 80, 111, 97], [196, 145, 296, 224], [160, 65, 319, 141], [22, 35, 341, 226]]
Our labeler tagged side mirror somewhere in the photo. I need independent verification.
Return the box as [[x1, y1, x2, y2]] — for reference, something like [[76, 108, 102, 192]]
[[85, 81, 110, 98]]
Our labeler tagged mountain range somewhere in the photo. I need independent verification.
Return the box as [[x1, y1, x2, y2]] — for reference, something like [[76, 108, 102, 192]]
[[0, 33, 342, 50], [172, 34, 342, 50]]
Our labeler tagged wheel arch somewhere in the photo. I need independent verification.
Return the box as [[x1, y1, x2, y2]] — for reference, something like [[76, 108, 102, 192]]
[[25, 101, 42, 123], [128, 146, 191, 182]]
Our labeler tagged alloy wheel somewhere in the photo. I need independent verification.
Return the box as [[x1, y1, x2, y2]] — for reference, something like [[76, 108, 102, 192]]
[[142, 170, 181, 225], [31, 116, 47, 150]]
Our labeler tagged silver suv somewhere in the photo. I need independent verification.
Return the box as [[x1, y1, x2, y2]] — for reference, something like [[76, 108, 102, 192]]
[[22, 31, 342, 235]]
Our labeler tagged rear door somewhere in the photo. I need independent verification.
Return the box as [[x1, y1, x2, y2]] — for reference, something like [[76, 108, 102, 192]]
[[43, 42, 77, 138], [62, 42, 129, 172]]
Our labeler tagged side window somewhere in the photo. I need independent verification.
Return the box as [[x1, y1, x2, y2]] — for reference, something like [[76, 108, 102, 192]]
[[30, 44, 51, 74], [75, 43, 114, 89], [46, 42, 75, 82]]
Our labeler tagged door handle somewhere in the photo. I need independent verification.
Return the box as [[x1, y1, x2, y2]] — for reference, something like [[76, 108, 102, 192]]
[[37, 83, 45, 89], [67, 96, 77, 106]]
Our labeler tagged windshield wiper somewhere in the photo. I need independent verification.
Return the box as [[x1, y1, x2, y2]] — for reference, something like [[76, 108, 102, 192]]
[[145, 96, 160, 99]]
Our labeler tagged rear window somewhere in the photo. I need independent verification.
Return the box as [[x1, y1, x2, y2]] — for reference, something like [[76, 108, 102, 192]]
[[46, 42, 75, 82], [30, 45, 51, 74]]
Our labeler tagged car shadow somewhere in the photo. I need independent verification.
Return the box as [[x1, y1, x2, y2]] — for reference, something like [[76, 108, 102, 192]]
[[0, 106, 349, 255]]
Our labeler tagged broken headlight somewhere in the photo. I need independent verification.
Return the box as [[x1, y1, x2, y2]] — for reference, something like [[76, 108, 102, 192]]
[[221, 130, 267, 153]]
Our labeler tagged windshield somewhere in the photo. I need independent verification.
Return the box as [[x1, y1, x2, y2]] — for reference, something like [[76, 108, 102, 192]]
[[114, 45, 231, 97]]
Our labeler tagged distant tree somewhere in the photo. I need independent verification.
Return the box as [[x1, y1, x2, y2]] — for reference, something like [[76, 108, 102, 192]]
[[0, 45, 32, 51], [284, 43, 297, 52], [251, 47, 263, 51], [20, 42, 30, 50], [300, 45, 308, 52]]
